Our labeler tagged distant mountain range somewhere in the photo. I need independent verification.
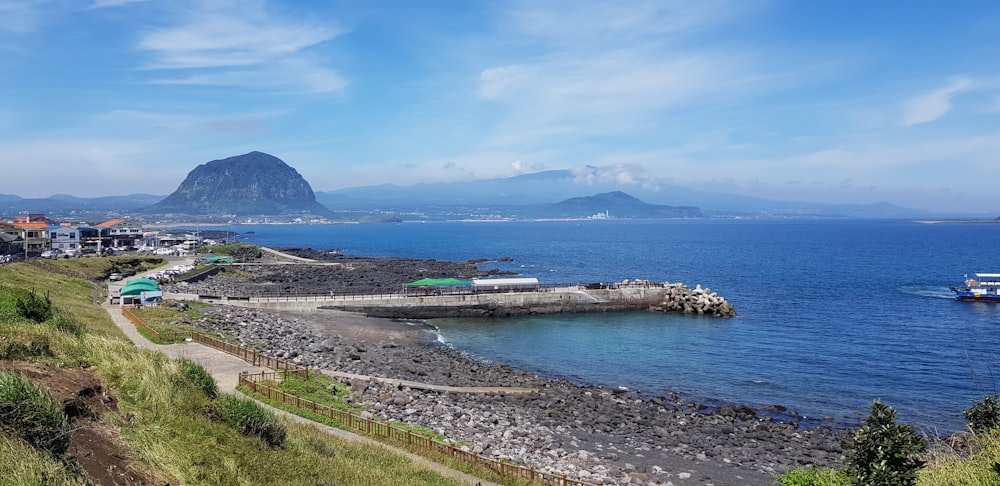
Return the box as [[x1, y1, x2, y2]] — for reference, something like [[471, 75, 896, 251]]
[[0, 193, 162, 213], [0, 159, 958, 220], [314, 168, 935, 219]]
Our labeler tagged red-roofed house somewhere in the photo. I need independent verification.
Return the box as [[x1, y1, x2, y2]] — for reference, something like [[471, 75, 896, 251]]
[[11, 222, 50, 255]]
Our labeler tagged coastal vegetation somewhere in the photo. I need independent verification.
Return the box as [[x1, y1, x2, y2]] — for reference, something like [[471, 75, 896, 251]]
[[196, 241, 262, 261], [776, 398, 1000, 485], [0, 259, 467, 485], [7, 257, 1000, 484]]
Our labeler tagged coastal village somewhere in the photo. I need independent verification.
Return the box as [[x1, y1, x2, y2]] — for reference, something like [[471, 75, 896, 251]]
[[0, 213, 210, 262]]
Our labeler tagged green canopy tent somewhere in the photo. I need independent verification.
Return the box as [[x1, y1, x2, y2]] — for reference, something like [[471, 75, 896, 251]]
[[120, 278, 160, 296], [405, 278, 472, 287]]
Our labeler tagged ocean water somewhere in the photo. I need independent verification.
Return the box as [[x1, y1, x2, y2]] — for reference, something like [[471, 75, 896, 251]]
[[217, 219, 1000, 432]]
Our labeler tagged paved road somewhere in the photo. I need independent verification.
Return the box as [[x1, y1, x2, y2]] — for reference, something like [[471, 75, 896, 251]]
[[102, 303, 498, 486]]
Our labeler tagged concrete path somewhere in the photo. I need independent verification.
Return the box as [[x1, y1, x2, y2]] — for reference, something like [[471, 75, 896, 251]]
[[259, 246, 317, 262], [102, 304, 498, 486]]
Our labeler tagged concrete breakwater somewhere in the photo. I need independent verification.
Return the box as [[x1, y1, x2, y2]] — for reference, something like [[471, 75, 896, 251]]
[[160, 255, 734, 318], [188, 280, 737, 318], [322, 280, 735, 319]]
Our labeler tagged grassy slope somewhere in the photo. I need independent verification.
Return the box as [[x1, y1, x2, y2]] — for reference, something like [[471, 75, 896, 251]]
[[0, 260, 462, 486]]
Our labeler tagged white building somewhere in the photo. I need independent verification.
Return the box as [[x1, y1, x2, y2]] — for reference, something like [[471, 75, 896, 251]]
[[48, 225, 81, 253]]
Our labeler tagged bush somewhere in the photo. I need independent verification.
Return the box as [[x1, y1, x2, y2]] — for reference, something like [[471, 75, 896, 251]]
[[48, 314, 85, 338], [0, 372, 70, 456], [15, 290, 53, 323], [175, 358, 218, 399], [775, 465, 852, 485], [212, 395, 286, 448], [964, 395, 1000, 434], [0, 337, 52, 360], [847, 400, 926, 486]]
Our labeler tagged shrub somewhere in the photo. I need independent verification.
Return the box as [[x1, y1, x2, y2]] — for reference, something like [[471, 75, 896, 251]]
[[0, 337, 52, 360], [775, 465, 852, 485], [964, 395, 1000, 434], [0, 372, 70, 456], [175, 358, 218, 399], [48, 314, 85, 338], [847, 400, 926, 486], [212, 395, 286, 448], [15, 290, 53, 323]]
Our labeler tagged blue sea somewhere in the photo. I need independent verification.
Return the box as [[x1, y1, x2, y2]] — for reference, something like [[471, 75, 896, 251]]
[[210, 219, 1000, 433]]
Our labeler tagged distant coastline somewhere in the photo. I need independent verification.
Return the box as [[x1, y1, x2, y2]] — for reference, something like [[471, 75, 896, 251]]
[[912, 219, 1000, 224]]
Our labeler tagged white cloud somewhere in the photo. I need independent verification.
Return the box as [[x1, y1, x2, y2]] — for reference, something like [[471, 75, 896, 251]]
[[149, 63, 347, 94], [507, 0, 759, 48], [99, 109, 274, 134], [469, 1, 786, 155], [0, 0, 53, 33], [136, 2, 346, 94], [900, 78, 973, 126], [88, 0, 148, 9]]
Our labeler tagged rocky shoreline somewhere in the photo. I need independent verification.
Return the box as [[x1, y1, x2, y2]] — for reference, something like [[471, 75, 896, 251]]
[[161, 250, 849, 485], [174, 303, 849, 486]]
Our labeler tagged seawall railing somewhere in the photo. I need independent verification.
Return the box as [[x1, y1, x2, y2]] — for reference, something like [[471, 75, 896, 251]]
[[202, 283, 593, 303]]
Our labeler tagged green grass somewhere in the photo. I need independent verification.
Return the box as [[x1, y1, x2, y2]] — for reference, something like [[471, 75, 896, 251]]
[[775, 465, 852, 485], [0, 435, 86, 486], [36, 255, 165, 282], [251, 372, 443, 439], [918, 431, 1000, 485], [0, 262, 466, 486], [258, 372, 353, 411], [0, 371, 71, 455], [242, 385, 538, 486], [129, 305, 202, 343]]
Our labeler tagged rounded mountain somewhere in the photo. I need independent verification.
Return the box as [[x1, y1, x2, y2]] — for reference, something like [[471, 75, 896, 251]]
[[145, 151, 329, 216]]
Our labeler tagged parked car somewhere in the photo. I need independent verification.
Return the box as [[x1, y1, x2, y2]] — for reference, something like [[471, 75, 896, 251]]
[[109, 273, 123, 281], [40, 250, 59, 259]]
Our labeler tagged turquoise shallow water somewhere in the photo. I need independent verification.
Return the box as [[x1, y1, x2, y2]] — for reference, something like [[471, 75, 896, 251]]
[[215, 219, 1000, 432]]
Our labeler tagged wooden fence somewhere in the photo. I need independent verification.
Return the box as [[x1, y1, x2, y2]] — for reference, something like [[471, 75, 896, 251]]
[[239, 371, 595, 486], [121, 307, 309, 377], [123, 308, 593, 486]]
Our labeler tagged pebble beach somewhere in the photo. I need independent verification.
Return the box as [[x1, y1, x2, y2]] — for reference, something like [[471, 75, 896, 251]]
[[161, 252, 850, 485]]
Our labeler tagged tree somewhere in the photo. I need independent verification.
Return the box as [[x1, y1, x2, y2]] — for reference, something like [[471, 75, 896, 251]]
[[847, 400, 926, 486], [963, 394, 1000, 433]]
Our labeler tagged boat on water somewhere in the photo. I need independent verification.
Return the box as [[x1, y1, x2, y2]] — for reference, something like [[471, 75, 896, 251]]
[[951, 273, 1000, 302]]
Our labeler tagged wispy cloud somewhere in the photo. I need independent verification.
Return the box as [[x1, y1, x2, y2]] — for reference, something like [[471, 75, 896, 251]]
[[0, 0, 54, 33], [88, 0, 148, 9], [900, 78, 973, 126], [98, 109, 274, 135], [470, 0, 781, 152], [136, 1, 346, 93]]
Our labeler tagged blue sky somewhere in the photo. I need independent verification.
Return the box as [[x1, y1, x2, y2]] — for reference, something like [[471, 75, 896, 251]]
[[2, 0, 999, 213]]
